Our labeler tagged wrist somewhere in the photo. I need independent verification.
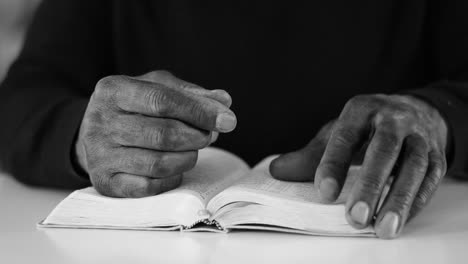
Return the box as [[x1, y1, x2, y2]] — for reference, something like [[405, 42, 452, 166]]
[[72, 122, 89, 175]]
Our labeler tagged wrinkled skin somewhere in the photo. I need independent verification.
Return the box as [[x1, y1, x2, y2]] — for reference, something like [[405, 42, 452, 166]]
[[75, 70, 236, 198], [76, 72, 448, 239], [270, 94, 448, 239]]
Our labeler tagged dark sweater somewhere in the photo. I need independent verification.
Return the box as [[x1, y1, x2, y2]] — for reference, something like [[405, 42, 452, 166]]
[[1, 0, 468, 188]]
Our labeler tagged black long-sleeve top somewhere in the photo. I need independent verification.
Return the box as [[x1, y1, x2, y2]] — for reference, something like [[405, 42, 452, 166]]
[[1, 0, 468, 188]]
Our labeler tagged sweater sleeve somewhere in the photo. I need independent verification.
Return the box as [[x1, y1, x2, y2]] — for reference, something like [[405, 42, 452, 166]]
[[0, 0, 114, 188], [404, 0, 468, 179]]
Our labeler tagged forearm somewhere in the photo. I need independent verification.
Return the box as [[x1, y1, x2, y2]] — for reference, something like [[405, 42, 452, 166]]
[[402, 0, 468, 180], [0, 0, 113, 187], [0, 62, 90, 188]]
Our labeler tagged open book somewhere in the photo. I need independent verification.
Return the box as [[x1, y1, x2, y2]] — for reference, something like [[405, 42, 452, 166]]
[[39, 147, 375, 237]]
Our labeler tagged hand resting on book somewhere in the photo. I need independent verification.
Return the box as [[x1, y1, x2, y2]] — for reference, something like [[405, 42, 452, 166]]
[[270, 94, 449, 239], [74, 70, 236, 198]]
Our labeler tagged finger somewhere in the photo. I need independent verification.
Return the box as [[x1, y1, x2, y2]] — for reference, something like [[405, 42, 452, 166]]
[[375, 135, 429, 239], [95, 173, 183, 198], [407, 150, 446, 222], [109, 76, 237, 132], [270, 120, 334, 182], [210, 132, 219, 144], [109, 147, 198, 179], [270, 140, 326, 182], [136, 71, 232, 107], [345, 120, 404, 229], [315, 118, 368, 203], [111, 114, 212, 151]]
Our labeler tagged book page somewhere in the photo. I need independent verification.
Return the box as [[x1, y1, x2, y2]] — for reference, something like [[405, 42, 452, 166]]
[[207, 156, 375, 235], [209, 155, 357, 211], [173, 147, 251, 206], [232, 155, 320, 203], [42, 147, 250, 229], [42, 187, 201, 228]]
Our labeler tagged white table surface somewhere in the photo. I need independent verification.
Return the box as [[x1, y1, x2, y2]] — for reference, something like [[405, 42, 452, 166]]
[[1, 172, 467, 264]]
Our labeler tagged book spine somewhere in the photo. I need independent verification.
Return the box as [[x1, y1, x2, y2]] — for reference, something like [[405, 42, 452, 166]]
[[183, 219, 224, 231]]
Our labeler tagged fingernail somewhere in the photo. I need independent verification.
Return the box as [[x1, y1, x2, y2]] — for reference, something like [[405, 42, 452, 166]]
[[216, 112, 237, 132], [210, 132, 219, 143], [376, 212, 400, 239], [318, 177, 340, 203], [350, 201, 370, 226], [211, 90, 232, 107], [211, 89, 229, 97]]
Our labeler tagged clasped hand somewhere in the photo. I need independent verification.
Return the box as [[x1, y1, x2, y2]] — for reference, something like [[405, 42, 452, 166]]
[[75, 70, 236, 198]]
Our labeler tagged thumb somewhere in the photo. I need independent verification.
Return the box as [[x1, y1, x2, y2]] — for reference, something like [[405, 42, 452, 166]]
[[269, 141, 326, 182], [136, 70, 232, 107], [269, 120, 335, 182]]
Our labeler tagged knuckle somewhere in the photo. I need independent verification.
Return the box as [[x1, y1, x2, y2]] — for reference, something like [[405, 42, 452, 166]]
[[153, 70, 172, 78], [375, 105, 419, 131], [374, 131, 401, 157], [145, 71, 161, 80], [145, 86, 172, 115], [83, 113, 114, 145], [152, 152, 197, 177], [152, 176, 181, 195], [149, 153, 183, 178], [90, 171, 113, 196], [82, 142, 108, 170], [96, 76, 116, 90], [321, 159, 347, 176], [162, 121, 182, 148], [408, 152, 428, 171], [95, 75, 124, 98], [344, 94, 382, 113], [409, 163, 443, 217], [147, 121, 180, 149], [112, 117, 137, 144], [405, 136, 429, 168], [375, 107, 408, 125], [423, 180, 438, 199], [407, 133, 429, 149], [381, 132, 400, 148], [375, 110, 399, 127], [359, 176, 384, 196], [373, 111, 389, 126], [188, 101, 208, 125], [149, 154, 166, 176], [144, 70, 173, 83], [120, 182, 134, 197], [412, 130, 430, 143], [124, 180, 151, 198], [373, 144, 399, 161], [425, 170, 441, 193], [411, 196, 425, 212], [346, 95, 368, 107], [333, 127, 359, 147], [390, 188, 413, 209], [147, 126, 168, 148], [177, 81, 193, 90], [412, 189, 431, 211], [82, 125, 101, 143]]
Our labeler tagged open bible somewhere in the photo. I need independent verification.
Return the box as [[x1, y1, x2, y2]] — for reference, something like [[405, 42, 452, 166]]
[[39, 147, 375, 237]]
